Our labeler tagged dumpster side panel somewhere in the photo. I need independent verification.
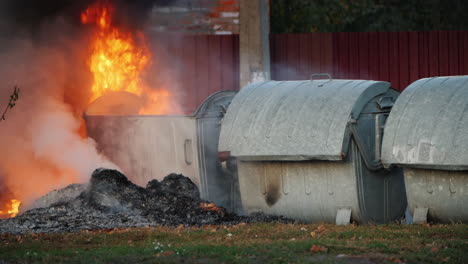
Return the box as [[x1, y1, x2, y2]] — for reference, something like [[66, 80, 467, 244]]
[[85, 116, 200, 187], [404, 168, 468, 223], [237, 158, 361, 223]]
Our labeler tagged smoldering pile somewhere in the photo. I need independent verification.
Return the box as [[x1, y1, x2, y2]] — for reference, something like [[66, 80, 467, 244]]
[[0, 169, 291, 234]]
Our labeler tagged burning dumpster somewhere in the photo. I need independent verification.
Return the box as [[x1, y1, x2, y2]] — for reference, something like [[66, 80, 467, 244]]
[[381, 76, 468, 223], [219, 78, 407, 224], [84, 90, 241, 212]]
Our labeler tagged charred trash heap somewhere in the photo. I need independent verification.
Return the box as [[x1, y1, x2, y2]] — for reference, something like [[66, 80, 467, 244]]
[[0, 169, 290, 234]]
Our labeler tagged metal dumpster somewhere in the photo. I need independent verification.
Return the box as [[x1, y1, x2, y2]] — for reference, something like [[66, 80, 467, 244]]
[[219, 79, 407, 224], [84, 90, 240, 211], [381, 76, 468, 223]]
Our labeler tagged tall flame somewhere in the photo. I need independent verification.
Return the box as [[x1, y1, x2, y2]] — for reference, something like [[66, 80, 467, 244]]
[[81, 1, 149, 102], [0, 199, 21, 219]]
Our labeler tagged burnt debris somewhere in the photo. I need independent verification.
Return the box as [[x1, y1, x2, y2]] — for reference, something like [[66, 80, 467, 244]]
[[0, 169, 291, 234]]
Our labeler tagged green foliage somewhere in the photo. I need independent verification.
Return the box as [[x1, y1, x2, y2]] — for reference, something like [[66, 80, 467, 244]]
[[271, 0, 468, 33], [1, 86, 19, 122]]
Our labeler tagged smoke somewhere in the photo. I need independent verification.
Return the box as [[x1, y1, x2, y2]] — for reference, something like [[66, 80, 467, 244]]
[[0, 2, 123, 209], [0, 0, 175, 37], [0, 0, 196, 210]]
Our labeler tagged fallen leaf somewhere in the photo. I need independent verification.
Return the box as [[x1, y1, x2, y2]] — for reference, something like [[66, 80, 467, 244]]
[[310, 231, 316, 238], [316, 225, 325, 233], [431, 247, 439, 254], [389, 256, 403, 263], [156, 250, 175, 257], [310, 245, 328, 253]]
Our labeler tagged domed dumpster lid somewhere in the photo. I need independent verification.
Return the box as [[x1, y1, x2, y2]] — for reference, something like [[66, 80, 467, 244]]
[[381, 76, 468, 170], [219, 79, 391, 161]]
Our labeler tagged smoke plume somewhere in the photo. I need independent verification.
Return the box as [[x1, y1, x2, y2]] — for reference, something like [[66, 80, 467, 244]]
[[0, 0, 189, 210]]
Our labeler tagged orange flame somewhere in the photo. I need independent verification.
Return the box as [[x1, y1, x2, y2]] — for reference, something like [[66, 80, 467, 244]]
[[82, 1, 149, 102], [0, 199, 21, 219], [200, 202, 225, 216]]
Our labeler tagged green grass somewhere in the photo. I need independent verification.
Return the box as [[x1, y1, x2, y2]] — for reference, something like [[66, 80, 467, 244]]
[[1, 223, 467, 263]]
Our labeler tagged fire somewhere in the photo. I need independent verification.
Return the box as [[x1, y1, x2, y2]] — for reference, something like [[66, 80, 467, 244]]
[[200, 202, 225, 216], [0, 199, 21, 219], [82, 1, 149, 102], [82, 0, 172, 114]]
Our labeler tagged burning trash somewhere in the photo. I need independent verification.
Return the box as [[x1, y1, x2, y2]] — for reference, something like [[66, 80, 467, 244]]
[[0, 199, 21, 219], [82, 0, 177, 115], [0, 169, 291, 234]]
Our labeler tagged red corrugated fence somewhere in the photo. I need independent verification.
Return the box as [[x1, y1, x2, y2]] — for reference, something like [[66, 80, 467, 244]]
[[154, 31, 468, 113]]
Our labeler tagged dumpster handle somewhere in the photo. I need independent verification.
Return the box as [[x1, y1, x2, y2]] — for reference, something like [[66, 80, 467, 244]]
[[184, 139, 192, 165], [310, 73, 332, 87]]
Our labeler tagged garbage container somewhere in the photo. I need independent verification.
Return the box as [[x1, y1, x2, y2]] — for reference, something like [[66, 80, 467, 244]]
[[219, 78, 407, 224], [381, 76, 468, 223], [84, 90, 240, 212]]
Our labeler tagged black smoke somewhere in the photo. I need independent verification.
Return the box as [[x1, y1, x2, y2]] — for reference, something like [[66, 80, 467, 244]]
[[0, 0, 173, 37]]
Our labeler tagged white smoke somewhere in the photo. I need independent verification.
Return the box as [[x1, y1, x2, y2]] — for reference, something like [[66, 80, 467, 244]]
[[0, 30, 118, 208]]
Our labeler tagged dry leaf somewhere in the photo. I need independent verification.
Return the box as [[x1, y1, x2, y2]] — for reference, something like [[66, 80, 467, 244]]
[[389, 256, 403, 263], [310, 245, 328, 253], [310, 231, 317, 238], [156, 250, 175, 257], [317, 225, 325, 233], [431, 247, 439, 254]]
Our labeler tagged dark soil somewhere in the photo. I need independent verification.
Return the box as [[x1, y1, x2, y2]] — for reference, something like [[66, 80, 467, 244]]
[[0, 169, 292, 234]]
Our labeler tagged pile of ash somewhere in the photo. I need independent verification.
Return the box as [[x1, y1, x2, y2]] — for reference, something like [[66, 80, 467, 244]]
[[0, 169, 291, 234]]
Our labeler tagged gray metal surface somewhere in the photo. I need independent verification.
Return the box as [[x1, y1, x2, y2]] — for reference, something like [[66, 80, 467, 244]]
[[195, 91, 241, 212], [404, 168, 468, 223], [237, 141, 406, 223], [381, 76, 468, 170], [219, 80, 390, 161], [84, 115, 200, 187]]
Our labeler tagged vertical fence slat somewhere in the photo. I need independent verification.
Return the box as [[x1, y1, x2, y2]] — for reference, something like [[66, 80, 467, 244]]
[[408, 32, 419, 84], [358, 32, 370, 79], [208, 35, 222, 94], [220, 35, 235, 91], [378, 32, 390, 83], [438, 31, 449, 76], [429, 31, 440, 77], [349, 33, 360, 79], [233, 34, 240, 90], [298, 33, 309, 79], [181, 35, 197, 113], [388, 32, 400, 90], [460, 32, 468, 74], [368, 32, 379, 80], [321, 33, 333, 75], [399, 32, 410, 90], [310, 33, 321, 76], [448, 31, 460, 76], [418, 32, 429, 78]]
